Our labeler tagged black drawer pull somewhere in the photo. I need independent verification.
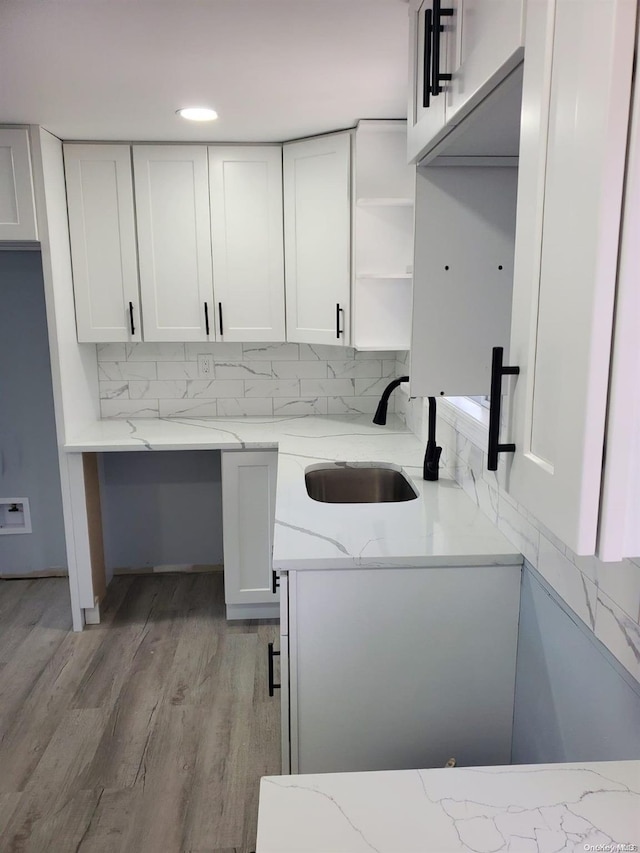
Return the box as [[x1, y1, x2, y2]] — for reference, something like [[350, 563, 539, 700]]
[[129, 302, 136, 336], [271, 569, 280, 595], [218, 302, 224, 337], [336, 303, 344, 339], [487, 346, 520, 470], [268, 642, 281, 697], [423, 7, 433, 108], [204, 302, 210, 336]]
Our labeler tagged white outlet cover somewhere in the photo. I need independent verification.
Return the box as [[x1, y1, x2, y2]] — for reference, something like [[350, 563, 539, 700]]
[[0, 498, 32, 535], [198, 354, 214, 377]]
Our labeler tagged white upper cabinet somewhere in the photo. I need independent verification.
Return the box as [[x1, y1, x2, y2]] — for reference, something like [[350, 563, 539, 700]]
[[0, 128, 37, 241], [283, 132, 351, 346], [407, 1, 447, 164], [407, 0, 525, 164], [444, 0, 525, 127], [209, 146, 285, 342], [503, 0, 636, 555], [64, 144, 141, 343], [133, 146, 214, 342]]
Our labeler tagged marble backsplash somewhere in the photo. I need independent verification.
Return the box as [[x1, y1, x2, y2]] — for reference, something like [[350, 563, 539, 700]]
[[398, 391, 640, 685], [96, 342, 407, 419]]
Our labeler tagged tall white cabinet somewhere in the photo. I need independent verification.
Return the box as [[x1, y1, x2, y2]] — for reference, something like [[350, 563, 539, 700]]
[[209, 146, 285, 342], [132, 145, 215, 342], [221, 450, 279, 620], [283, 132, 351, 346], [0, 127, 37, 242], [503, 0, 636, 556], [64, 144, 141, 342]]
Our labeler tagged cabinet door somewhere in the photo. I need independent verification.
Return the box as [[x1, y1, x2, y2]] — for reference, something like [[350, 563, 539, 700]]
[[0, 128, 37, 241], [221, 450, 278, 607], [133, 146, 214, 342], [209, 146, 285, 342], [64, 144, 141, 343], [444, 0, 525, 126], [505, 0, 636, 555], [283, 132, 351, 346], [407, 1, 447, 163]]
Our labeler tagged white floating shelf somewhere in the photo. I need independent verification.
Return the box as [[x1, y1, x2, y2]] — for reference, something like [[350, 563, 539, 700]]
[[356, 197, 414, 207]]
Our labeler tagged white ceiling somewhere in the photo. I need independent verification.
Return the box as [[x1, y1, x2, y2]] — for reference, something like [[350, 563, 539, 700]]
[[0, 1, 409, 143]]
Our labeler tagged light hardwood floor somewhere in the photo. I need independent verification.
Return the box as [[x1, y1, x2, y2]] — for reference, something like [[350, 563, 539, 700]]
[[0, 574, 280, 852]]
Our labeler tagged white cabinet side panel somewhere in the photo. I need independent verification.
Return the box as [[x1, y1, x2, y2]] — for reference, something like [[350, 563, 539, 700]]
[[411, 166, 517, 396], [283, 132, 351, 346], [133, 146, 213, 342], [64, 144, 140, 342], [292, 566, 520, 775], [209, 146, 285, 342]]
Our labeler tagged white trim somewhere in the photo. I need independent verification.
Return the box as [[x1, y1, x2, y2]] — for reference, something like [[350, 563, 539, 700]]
[[438, 396, 490, 451]]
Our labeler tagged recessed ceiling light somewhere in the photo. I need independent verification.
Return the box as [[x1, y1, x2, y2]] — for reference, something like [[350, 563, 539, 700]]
[[176, 107, 218, 122]]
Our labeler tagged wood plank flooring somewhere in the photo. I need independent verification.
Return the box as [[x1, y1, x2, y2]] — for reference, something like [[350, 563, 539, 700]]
[[0, 574, 280, 853]]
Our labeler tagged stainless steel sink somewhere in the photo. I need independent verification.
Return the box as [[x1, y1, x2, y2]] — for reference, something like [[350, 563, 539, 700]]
[[305, 465, 418, 504]]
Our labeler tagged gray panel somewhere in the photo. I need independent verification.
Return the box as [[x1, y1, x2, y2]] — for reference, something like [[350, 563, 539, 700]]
[[100, 450, 223, 569], [512, 566, 640, 763], [0, 251, 66, 573]]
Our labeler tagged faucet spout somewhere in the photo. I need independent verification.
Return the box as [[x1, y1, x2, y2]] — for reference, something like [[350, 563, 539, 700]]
[[372, 376, 409, 425]]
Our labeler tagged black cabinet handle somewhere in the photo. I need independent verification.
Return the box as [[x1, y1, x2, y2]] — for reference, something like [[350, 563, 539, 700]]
[[204, 302, 210, 336], [129, 302, 135, 336], [218, 302, 224, 337], [487, 346, 520, 470], [268, 642, 281, 697], [431, 0, 453, 96], [271, 569, 280, 595], [336, 303, 344, 339], [422, 8, 433, 109]]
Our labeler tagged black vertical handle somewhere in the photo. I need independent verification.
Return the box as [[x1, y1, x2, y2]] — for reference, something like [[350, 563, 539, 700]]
[[487, 347, 520, 470], [336, 304, 343, 339], [431, 0, 453, 96], [129, 302, 135, 336], [218, 302, 224, 337], [271, 569, 280, 595], [268, 642, 281, 697], [422, 8, 433, 108], [204, 302, 210, 336]]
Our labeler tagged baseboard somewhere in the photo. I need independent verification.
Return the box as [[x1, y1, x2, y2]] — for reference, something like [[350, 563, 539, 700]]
[[226, 602, 280, 620], [113, 563, 224, 576], [0, 569, 68, 579]]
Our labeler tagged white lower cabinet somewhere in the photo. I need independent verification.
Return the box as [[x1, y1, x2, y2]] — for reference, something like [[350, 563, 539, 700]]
[[279, 564, 521, 774], [221, 450, 279, 620]]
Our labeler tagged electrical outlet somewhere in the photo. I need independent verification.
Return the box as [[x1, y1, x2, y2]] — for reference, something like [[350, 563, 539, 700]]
[[198, 354, 214, 377]]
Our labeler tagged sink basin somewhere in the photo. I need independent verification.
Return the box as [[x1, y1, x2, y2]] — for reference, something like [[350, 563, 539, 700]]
[[305, 465, 418, 504]]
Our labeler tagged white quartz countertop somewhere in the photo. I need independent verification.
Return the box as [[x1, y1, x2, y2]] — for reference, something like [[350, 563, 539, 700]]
[[256, 761, 640, 853], [65, 415, 521, 570]]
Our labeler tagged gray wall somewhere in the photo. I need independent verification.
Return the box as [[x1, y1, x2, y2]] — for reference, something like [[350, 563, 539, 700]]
[[512, 565, 640, 763], [99, 450, 223, 569], [0, 251, 66, 574]]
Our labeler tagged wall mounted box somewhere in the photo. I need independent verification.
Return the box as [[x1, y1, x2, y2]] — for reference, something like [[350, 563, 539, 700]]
[[0, 498, 32, 535]]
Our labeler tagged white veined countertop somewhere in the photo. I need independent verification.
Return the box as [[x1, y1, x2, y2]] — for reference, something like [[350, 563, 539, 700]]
[[256, 760, 640, 852], [65, 414, 522, 570]]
